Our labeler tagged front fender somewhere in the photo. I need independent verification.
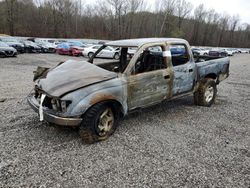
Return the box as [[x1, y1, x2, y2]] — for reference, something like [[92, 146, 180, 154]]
[[61, 78, 127, 117]]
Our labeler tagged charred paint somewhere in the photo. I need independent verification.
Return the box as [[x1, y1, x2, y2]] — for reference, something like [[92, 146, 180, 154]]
[[90, 93, 117, 105]]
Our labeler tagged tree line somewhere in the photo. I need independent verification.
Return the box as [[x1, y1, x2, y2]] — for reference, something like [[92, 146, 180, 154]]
[[0, 0, 250, 48]]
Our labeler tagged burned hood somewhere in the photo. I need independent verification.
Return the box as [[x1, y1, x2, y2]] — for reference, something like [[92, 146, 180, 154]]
[[37, 60, 117, 97]]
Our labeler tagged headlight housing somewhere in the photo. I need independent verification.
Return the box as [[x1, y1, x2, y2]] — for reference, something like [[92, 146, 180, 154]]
[[51, 98, 72, 113], [35, 89, 72, 113], [60, 100, 72, 112]]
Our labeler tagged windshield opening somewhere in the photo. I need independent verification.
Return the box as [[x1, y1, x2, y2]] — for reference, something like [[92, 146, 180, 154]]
[[88, 45, 138, 73]]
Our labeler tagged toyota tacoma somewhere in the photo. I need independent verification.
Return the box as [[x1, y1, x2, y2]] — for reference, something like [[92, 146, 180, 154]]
[[27, 38, 230, 143]]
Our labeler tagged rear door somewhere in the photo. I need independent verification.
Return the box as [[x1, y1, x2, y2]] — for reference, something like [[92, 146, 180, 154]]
[[170, 44, 196, 95]]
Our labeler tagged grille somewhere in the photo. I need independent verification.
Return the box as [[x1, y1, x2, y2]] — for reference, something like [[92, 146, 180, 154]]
[[5, 51, 14, 56]]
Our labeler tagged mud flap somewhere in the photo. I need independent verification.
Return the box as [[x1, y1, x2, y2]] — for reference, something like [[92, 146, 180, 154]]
[[39, 94, 46, 121]]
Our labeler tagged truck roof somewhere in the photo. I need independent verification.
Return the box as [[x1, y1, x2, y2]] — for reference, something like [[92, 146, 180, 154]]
[[106, 38, 187, 47]]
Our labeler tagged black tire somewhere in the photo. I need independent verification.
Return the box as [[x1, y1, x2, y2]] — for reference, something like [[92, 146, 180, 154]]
[[79, 102, 119, 144], [0, 54, 5, 58], [88, 52, 94, 59], [113, 53, 120, 60], [194, 78, 217, 107]]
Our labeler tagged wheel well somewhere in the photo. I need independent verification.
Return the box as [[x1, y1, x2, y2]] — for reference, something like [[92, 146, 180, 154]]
[[205, 73, 217, 80], [87, 100, 125, 119], [105, 100, 124, 118], [113, 52, 119, 57]]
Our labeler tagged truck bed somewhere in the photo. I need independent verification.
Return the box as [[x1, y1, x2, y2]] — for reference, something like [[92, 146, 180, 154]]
[[196, 56, 230, 82]]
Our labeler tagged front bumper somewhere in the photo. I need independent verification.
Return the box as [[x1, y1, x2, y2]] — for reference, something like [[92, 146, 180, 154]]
[[4, 50, 17, 57], [27, 94, 82, 126]]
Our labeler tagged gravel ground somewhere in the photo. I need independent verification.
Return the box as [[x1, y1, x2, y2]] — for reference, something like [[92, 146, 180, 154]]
[[0, 53, 249, 187]]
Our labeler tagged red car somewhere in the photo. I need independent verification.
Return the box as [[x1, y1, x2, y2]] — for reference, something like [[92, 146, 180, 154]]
[[56, 43, 71, 55], [56, 43, 84, 56], [70, 46, 84, 56]]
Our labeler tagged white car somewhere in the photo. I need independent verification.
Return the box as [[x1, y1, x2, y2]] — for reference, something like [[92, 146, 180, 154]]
[[191, 47, 209, 56], [240, 49, 249, 53], [82, 45, 120, 59], [224, 49, 234, 56]]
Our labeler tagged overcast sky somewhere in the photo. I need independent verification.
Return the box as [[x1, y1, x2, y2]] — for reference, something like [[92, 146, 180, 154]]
[[188, 0, 250, 24], [85, 0, 250, 24]]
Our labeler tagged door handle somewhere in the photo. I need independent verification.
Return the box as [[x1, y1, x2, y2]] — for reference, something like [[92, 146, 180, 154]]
[[189, 69, 193, 72], [164, 75, 170, 79]]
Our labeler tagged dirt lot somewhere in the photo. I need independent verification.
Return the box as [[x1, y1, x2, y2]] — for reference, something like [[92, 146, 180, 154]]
[[0, 53, 249, 187]]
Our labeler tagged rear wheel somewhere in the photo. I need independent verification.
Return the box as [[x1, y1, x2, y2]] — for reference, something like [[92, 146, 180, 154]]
[[194, 78, 217, 107], [79, 102, 118, 144]]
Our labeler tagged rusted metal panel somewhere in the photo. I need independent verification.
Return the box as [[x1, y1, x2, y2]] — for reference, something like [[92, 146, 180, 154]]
[[126, 69, 171, 109], [123, 42, 174, 109], [60, 77, 127, 116], [196, 57, 230, 80]]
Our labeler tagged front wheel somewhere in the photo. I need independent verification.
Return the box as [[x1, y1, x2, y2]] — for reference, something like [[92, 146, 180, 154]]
[[194, 78, 217, 107], [79, 102, 118, 144]]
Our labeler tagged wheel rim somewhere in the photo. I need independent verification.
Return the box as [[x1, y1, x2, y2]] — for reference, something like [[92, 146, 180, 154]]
[[89, 53, 93, 58], [114, 53, 119, 59], [205, 86, 214, 103], [97, 108, 114, 137]]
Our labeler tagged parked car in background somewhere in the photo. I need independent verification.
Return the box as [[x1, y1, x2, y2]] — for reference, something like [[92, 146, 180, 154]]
[[68, 41, 86, 56], [56, 43, 71, 55], [209, 49, 228, 57], [191, 48, 209, 56], [82, 45, 120, 59], [223, 49, 234, 56], [69, 45, 84, 56], [240, 49, 249, 53], [127, 47, 138, 58], [56, 42, 85, 56], [21, 40, 42, 53], [36, 41, 56, 53], [231, 49, 240, 54], [68, 41, 86, 47], [0, 37, 24, 53], [0, 41, 17, 58]]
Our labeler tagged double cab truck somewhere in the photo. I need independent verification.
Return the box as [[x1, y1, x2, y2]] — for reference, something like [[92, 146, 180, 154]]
[[28, 38, 230, 143]]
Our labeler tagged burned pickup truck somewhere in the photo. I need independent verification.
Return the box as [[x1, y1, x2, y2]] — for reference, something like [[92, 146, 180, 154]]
[[27, 38, 230, 143]]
